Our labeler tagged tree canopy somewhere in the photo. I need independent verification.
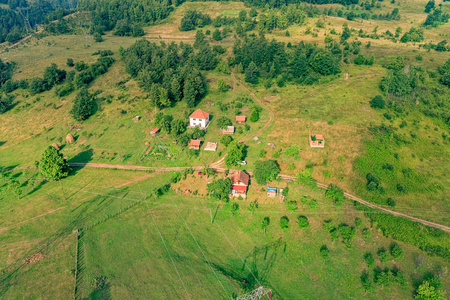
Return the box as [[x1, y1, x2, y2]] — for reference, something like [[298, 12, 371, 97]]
[[38, 146, 70, 180], [254, 160, 280, 185], [225, 141, 245, 167], [70, 88, 96, 121], [207, 177, 231, 202]]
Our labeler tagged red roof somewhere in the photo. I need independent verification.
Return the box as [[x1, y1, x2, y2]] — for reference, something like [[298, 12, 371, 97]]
[[231, 171, 249, 186], [232, 185, 247, 192], [189, 139, 201, 147], [236, 116, 246, 122], [151, 128, 159, 134], [189, 109, 210, 120]]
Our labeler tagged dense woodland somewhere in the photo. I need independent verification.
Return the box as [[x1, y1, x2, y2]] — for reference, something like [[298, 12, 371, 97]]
[[123, 39, 211, 108], [231, 35, 341, 85]]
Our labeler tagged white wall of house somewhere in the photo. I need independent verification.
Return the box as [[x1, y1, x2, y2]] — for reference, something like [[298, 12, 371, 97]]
[[190, 116, 209, 128]]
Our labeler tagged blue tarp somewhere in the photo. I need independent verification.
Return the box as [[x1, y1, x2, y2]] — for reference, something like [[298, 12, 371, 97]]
[[267, 188, 277, 192]]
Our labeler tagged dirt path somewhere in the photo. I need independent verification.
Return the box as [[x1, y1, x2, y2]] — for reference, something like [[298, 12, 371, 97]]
[[67, 162, 450, 232]]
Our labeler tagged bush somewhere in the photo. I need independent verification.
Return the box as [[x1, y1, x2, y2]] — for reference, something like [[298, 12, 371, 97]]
[[320, 245, 329, 258], [370, 95, 386, 109], [386, 198, 396, 207], [216, 116, 232, 129], [0, 94, 13, 114], [67, 58, 74, 67], [325, 184, 344, 206], [298, 215, 309, 229], [280, 216, 289, 230], [364, 252, 375, 266], [250, 109, 260, 122], [286, 200, 297, 212], [390, 243, 403, 258], [378, 248, 391, 262], [355, 217, 362, 227], [220, 134, 233, 147], [70, 88, 96, 121], [362, 228, 372, 238]]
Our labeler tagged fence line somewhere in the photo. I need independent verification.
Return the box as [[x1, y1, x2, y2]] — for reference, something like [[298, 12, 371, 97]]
[[72, 200, 144, 299]]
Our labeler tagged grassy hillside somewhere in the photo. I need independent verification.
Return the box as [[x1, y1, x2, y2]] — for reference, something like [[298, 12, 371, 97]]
[[0, 0, 449, 298], [1, 168, 448, 298]]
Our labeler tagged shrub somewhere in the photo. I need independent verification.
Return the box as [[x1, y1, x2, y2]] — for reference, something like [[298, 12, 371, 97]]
[[390, 243, 403, 258], [378, 248, 390, 262], [360, 270, 373, 290], [67, 58, 74, 67], [216, 116, 232, 129], [298, 215, 309, 229], [386, 198, 396, 207], [250, 109, 260, 122], [320, 245, 329, 258], [286, 200, 297, 212], [362, 228, 372, 238], [355, 217, 362, 227], [220, 134, 233, 147], [280, 216, 289, 230], [370, 95, 386, 109], [261, 216, 270, 233], [70, 88, 96, 121], [325, 184, 344, 206], [382, 164, 394, 171], [364, 252, 375, 266]]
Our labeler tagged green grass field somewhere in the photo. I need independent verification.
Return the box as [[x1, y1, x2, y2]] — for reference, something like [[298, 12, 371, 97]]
[[1, 168, 449, 299], [1, 0, 450, 298]]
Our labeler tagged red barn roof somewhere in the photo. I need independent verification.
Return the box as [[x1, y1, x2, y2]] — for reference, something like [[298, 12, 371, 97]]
[[150, 128, 159, 134], [189, 109, 210, 119], [231, 171, 250, 186]]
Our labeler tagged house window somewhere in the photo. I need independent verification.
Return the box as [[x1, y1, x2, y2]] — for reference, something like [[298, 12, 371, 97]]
[[193, 118, 196, 121]]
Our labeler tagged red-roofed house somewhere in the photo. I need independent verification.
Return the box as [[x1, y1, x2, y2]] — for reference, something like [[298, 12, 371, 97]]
[[189, 109, 210, 129], [236, 115, 246, 123], [150, 128, 159, 137], [230, 170, 250, 198], [188, 139, 202, 150]]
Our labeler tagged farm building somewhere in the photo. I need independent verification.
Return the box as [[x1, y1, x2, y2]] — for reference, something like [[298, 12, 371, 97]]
[[230, 170, 250, 198], [189, 109, 210, 129], [309, 134, 325, 148], [150, 128, 159, 137], [267, 188, 277, 197], [236, 116, 246, 123], [222, 126, 235, 134], [188, 139, 202, 150], [204, 142, 218, 151]]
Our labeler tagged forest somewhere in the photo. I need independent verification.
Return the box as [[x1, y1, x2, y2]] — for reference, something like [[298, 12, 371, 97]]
[[122, 39, 210, 108], [230, 35, 341, 85]]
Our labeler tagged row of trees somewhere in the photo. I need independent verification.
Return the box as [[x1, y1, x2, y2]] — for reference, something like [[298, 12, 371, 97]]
[[123, 40, 211, 108]]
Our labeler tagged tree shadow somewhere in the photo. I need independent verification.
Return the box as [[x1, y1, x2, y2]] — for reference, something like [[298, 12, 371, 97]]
[[26, 180, 48, 197], [0, 141, 6, 147], [68, 148, 94, 175]]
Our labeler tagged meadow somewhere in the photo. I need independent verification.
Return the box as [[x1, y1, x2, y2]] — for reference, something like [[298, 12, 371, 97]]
[[0, 0, 450, 298], [1, 167, 449, 299]]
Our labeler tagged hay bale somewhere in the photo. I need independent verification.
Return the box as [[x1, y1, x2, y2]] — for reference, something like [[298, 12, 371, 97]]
[[51, 143, 60, 150], [66, 134, 75, 144]]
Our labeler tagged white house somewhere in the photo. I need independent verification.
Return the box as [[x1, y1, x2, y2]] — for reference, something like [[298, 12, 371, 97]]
[[189, 109, 210, 129]]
